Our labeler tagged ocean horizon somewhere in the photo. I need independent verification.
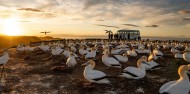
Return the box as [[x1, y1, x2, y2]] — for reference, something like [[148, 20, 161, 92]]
[[54, 36, 190, 41]]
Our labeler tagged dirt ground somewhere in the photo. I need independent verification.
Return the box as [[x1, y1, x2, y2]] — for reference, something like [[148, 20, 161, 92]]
[[0, 46, 189, 94]]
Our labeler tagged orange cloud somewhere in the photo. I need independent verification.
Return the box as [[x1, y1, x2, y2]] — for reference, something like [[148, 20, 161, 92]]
[[146, 25, 159, 27], [18, 8, 44, 12], [122, 24, 140, 27], [94, 24, 119, 28], [178, 9, 190, 15]]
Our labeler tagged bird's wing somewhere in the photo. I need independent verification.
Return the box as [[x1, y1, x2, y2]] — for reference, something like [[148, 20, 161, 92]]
[[87, 70, 106, 80], [159, 81, 176, 93], [114, 55, 121, 59], [107, 57, 120, 65], [123, 67, 142, 76]]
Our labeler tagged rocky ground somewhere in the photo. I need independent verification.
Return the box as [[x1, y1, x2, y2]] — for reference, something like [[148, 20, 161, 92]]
[[0, 47, 189, 94]]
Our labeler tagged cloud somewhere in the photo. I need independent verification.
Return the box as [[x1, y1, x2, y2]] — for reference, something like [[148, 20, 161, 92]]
[[96, 19, 104, 21], [71, 17, 84, 20], [121, 24, 140, 27], [179, 35, 186, 37], [178, 9, 190, 15], [1, 0, 190, 28], [94, 24, 119, 28], [17, 8, 44, 12], [186, 24, 190, 28], [145, 25, 159, 27], [17, 20, 31, 22], [83, 0, 107, 9], [20, 12, 59, 19], [181, 17, 190, 21], [82, 0, 167, 23], [141, 13, 179, 25]]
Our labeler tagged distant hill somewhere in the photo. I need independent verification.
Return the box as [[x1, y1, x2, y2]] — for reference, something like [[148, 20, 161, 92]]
[[0, 36, 62, 49], [0, 36, 42, 49], [38, 36, 62, 41]]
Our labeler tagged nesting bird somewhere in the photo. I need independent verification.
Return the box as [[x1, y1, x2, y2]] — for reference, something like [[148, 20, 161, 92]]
[[102, 51, 121, 68], [66, 52, 77, 68], [127, 48, 137, 57], [114, 53, 128, 62], [85, 48, 96, 59], [183, 49, 190, 63], [0, 49, 9, 78], [119, 58, 148, 79], [82, 60, 111, 84], [159, 64, 190, 94], [174, 52, 183, 59], [51, 46, 64, 55], [141, 56, 163, 70], [153, 48, 163, 58], [171, 47, 180, 54], [0, 49, 9, 65], [79, 46, 88, 56]]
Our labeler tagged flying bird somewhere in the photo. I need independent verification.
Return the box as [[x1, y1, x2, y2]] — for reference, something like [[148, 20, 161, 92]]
[[40, 31, 51, 35]]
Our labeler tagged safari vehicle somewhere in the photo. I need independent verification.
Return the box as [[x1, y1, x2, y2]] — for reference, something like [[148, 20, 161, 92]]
[[117, 29, 141, 40]]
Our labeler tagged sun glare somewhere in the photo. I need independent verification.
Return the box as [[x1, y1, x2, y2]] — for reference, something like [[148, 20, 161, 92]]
[[2, 18, 22, 36]]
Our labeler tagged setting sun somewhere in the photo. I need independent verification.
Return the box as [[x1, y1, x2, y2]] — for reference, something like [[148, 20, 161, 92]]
[[2, 18, 22, 36]]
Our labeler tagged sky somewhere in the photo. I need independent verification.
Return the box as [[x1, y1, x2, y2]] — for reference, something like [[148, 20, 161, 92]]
[[0, 0, 190, 38]]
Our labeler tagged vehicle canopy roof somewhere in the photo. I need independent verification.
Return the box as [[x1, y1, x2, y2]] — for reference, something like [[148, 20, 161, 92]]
[[117, 29, 139, 33]]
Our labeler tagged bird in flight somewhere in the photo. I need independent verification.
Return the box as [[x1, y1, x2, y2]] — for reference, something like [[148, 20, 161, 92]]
[[40, 31, 51, 35]]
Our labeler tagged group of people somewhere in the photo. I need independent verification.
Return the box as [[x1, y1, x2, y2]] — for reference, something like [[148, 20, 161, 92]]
[[108, 33, 141, 41]]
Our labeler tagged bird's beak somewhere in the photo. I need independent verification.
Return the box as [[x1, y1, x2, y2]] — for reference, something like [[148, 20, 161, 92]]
[[142, 61, 150, 66], [81, 62, 89, 66]]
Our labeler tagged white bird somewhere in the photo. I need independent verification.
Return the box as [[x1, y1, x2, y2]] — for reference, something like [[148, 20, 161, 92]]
[[63, 47, 78, 58], [135, 48, 150, 54], [66, 52, 77, 68], [0, 49, 9, 65], [153, 48, 163, 57], [127, 49, 137, 57], [138, 44, 145, 50], [70, 45, 77, 52], [25, 45, 35, 52], [163, 44, 169, 49], [51, 46, 64, 55], [141, 56, 163, 70], [16, 43, 25, 52], [159, 64, 190, 94], [37, 43, 50, 52], [183, 50, 190, 63], [79, 46, 88, 56], [102, 48, 110, 55], [85, 48, 96, 59], [114, 53, 128, 62], [157, 45, 161, 49], [148, 52, 158, 61], [62, 48, 70, 58], [171, 47, 180, 54], [119, 59, 148, 79], [82, 60, 111, 84], [174, 52, 183, 59], [0, 49, 9, 78], [102, 51, 121, 68], [111, 48, 123, 55], [86, 46, 91, 51], [185, 45, 190, 52]]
